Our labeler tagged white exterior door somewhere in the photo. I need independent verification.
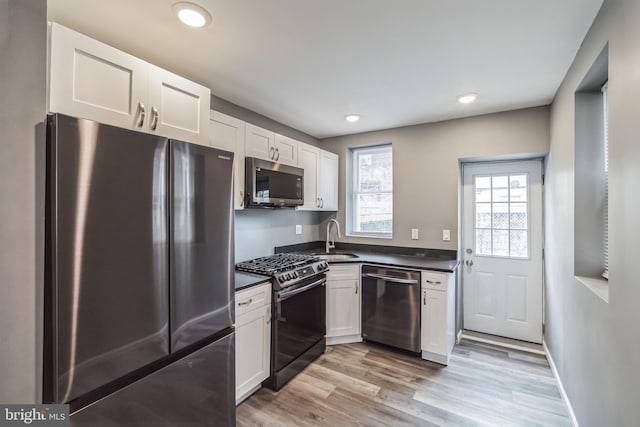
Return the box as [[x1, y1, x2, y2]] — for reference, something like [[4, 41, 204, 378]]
[[462, 160, 543, 343]]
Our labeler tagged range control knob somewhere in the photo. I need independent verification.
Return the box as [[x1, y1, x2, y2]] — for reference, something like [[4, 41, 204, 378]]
[[279, 274, 287, 283]]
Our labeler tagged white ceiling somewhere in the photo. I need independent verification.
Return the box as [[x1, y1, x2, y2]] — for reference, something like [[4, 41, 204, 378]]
[[48, 0, 603, 139]]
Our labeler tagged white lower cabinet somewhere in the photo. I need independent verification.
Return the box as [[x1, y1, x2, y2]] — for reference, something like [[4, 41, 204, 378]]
[[420, 271, 456, 365], [326, 264, 362, 345], [235, 282, 271, 404]]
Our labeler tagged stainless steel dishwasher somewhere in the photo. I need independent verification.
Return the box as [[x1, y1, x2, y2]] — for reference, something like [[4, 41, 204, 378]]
[[361, 265, 421, 353]]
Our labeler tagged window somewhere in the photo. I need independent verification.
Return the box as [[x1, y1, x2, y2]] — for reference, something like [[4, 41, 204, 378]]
[[474, 174, 529, 258], [348, 145, 393, 237], [602, 81, 609, 279]]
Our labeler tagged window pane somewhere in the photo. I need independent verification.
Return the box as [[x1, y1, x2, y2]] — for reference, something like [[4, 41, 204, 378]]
[[492, 229, 509, 256], [357, 149, 393, 192], [355, 193, 392, 233], [510, 230, 528, 258], [510, 203, 527, 229], [492, 176, 509, 202], [492, 203, 509, 229], [476, 229, 492, 255], [475, 203, 491, 228], [509, 174, 527, 202], [475, 176, 491, 202]]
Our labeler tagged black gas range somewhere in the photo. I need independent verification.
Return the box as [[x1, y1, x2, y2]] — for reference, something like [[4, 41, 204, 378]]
[[236, 253, 328, 390]]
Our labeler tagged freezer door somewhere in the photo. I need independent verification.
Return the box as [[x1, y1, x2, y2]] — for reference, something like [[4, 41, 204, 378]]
[[46, 114, 170, 404], [170, 141, 234, 351], [70, 332, 235, 427]]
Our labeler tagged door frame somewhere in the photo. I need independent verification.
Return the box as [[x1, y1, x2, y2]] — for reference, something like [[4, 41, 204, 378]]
[[458, 157, 546, 342]]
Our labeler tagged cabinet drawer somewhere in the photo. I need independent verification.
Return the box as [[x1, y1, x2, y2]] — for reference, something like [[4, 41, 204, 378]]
[[235, 282, 271, 317], [327, 264, 360, 281], [421, 271, 448, 290]]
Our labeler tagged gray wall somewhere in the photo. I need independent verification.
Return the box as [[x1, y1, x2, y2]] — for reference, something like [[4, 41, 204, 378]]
[[319, 106, 550, 251], [545, 0, 640, 425], [211, 95, 320, 147], [0, 0, 46, 403], [235, 210, 322, 262]]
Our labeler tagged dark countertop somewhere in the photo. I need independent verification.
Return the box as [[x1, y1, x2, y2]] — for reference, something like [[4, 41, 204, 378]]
[[298, 249, 459, 272], [235, 271, 270, 292]]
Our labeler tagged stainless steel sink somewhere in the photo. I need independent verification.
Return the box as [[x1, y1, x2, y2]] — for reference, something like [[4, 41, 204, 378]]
[[312, 252, 359, 261]]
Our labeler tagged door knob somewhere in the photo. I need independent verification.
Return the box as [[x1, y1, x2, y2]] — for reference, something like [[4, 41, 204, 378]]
[[465, 260, 473, 267]]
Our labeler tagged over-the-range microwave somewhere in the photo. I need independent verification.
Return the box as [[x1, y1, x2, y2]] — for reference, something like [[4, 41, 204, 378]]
[[245, 157, 304, 208]]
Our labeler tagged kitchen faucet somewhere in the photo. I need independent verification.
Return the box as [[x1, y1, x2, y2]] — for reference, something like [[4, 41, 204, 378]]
[[326, 219, 341, 253]]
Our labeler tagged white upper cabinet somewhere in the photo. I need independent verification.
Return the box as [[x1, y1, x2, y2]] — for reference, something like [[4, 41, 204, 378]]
[[245, 123, 275, 161], [297, 142, 339, 211], [297, 143, 320, 210], [210, 111, 246, 210], [146, 65, 210, 144], [319, 150, 339, 211], [48, 22, 210, 145], [273, 134, 298, 166], [49, 22, 148, 130], [245, 123, 298, 166]]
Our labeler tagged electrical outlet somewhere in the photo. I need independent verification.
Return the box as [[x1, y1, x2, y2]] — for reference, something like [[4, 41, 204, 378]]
[[295, 225, 302, 235], [443, 229, 451, 241], [411, 228, 419, 240]]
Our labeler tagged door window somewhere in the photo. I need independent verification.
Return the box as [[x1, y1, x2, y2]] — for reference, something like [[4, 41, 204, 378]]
[[474, 174, 529, 258]]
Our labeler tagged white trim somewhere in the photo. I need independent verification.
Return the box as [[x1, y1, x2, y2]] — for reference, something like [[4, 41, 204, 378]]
[[460, 332, 545, 355], [543, 340, 579, 427], [326, 335, 363, 346], [456, 329, 463, 344]]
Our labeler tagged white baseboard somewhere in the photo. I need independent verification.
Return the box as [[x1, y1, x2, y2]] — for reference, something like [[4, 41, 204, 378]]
[[326, 334, 363, 346], [456, 329, 462, 344], [543, 340, 579, 427]]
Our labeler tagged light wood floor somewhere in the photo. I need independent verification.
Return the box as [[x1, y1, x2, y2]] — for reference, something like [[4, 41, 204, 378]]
[[236, 340, 571, 427]]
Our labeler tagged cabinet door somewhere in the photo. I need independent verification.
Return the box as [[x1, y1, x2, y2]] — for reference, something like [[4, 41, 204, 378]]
[[319, 150, 339, 211], [326, 279, 360, 338], [147, 65, 210, 145], [245, 123, 275, 161], [235, 304, 271, 403], [421, 289, 447, 355], [274, 134, 299, 166], [210, 111, 246, 210], [49, 22, 148, 130], [297, 143, 320, 210]]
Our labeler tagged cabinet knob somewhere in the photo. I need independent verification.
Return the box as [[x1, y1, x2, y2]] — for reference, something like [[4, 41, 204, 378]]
[[150, 106, 159, 131], [136, 102, 145, 127]]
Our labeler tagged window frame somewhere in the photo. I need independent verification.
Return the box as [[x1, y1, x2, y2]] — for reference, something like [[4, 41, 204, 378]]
[[347, 144, 393, 238]]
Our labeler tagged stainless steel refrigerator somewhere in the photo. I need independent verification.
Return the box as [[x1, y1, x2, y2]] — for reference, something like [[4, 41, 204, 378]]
[[43, 114, 235, 426]]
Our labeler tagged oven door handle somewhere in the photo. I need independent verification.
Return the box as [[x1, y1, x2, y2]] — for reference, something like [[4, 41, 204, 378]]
[[277, 277, 326, 302], [362, 273, 419, 284]]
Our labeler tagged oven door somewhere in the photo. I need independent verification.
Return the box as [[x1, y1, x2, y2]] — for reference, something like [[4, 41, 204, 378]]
[[273, 275, 326, 372]]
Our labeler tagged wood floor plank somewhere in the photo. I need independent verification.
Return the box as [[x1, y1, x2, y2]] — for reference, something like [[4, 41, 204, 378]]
[[236, 340, 571, 426]]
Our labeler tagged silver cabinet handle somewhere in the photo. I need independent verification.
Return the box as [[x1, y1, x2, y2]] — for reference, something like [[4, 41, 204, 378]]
[[354, 281, 358, 294], [316, 197, 321, 208], [238, 298, 253, 306], [363, 273, 419, 284], [239, 190, 244, 208], [423, 291, 426, 305], [266, 306, 271, 324], [425, 280, 442, 285], [269, 146, 275, 160], [275, 147, 280, 161], [320, 198, 324, 208], [150, 106, 159, 131], [465, 260, 473, 267], [136, 102, 145, 127]]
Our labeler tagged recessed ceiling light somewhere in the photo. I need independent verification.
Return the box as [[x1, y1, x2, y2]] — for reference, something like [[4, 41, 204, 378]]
[[345, 114, 360, 123], [458, 94, 478, 104], [173, 2, 212, 28]]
